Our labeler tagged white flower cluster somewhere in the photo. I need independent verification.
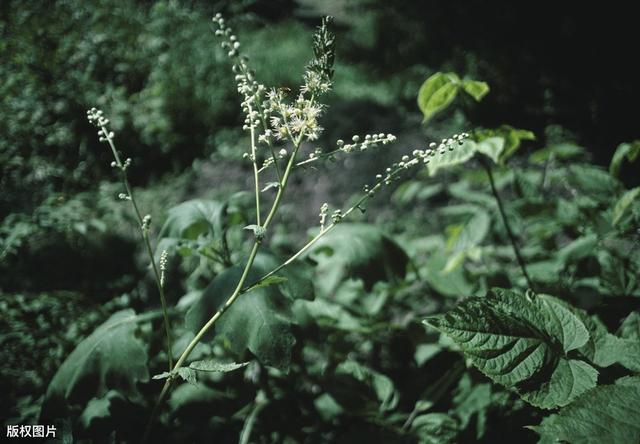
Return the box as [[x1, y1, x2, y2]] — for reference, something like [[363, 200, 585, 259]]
[[266, 91, 325, 143], [86, 107, 114, 142], [213, 13, 334, 155]]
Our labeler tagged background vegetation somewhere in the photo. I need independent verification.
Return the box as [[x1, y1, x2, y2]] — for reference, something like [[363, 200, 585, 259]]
[[1, 1, 639, 442]]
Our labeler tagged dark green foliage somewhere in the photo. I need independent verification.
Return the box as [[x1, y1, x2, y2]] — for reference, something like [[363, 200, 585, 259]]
[[4, 3, 640, 443]]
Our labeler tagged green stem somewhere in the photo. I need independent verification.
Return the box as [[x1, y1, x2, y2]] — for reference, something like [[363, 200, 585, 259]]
[[481, 158, 534, 290], [247, 104, 262, 225], [102, 127, 173, 369]]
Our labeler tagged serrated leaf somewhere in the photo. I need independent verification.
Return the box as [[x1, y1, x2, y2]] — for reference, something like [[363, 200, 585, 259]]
[[42, 309, 149, 418], [461, 80, 489, 101], [532, 382, 640, 444], [612, 187, 640, 225], [185, 254, 313, 371], [424, 289, 597, 408], [609, 140, 640, 177], [189, 360, 249, 373], [417, 72, 461, 122], [306, 223, 408, 296], [177, 367, 197, 385], [427, 140, 478, 176]]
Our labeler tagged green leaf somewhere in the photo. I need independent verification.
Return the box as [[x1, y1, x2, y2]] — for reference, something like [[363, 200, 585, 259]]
[[423, 250, 474, 297], [249, 275, 288, 291], [532, 381, 640, 444], [411, 413, 459, 444], [609, 140, 640, 177], [335, 360, 398, 412], [417, 72, 461, 122], [159, 199, 226, 240], [243, 224, 266, 240], [474, 126, 535, 163], [79, 391, 123, 430], [42, 309, 149, 417], [424, 289, 598, 408], [427, 140, 478, 176], [612, 187, 640, 225], [461, 80, 489, 101], [177, 367, 197, 385], [475, 137, 505, 164], [185, 254, 313, 371], [189, 360, 249, 373], [306, 223, 408, 296], [618, 312, 640, 340]]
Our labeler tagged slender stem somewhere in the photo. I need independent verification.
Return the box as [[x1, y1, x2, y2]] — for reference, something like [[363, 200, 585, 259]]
[[247, 104, 262, 225], [481, 158, 534, 289], [102, 127, 173, 369]]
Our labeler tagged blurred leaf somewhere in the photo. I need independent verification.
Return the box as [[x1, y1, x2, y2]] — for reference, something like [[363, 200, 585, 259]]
[[43, 309, 149, 416], [417, 72, 460, 122], [307, 223, 408, 296], [427, 140, 478, 176], [609, 141, 640, 177], [612, 187, 640, 225], [335, 360, 398, 412], [159, 199, 226, 240], [532, 379, 640, 444], [475, 137, 505, 164], [425, 289, 597, 408], [461, 80, 489, 101], [411, 413, 459, 444]]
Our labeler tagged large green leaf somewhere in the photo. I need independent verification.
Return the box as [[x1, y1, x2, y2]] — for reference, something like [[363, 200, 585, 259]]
[[532, 378, 640, 444], [185, 254, 313, 371], [42, 309, 149, 418], [425, 289, 598, 408], [306, 223, 408, 296], [417, 72, 461, 122]]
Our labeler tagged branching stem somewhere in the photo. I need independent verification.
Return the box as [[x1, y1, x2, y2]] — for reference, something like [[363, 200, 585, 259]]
[[101, 126, 174, 370]]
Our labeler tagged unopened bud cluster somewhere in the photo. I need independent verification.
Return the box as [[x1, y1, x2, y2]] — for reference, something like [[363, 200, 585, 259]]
[[159, 249, 169, 287], [372, 133, 470, 187], [337, 133, 396, 153], [87, 108, 114, 143]]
